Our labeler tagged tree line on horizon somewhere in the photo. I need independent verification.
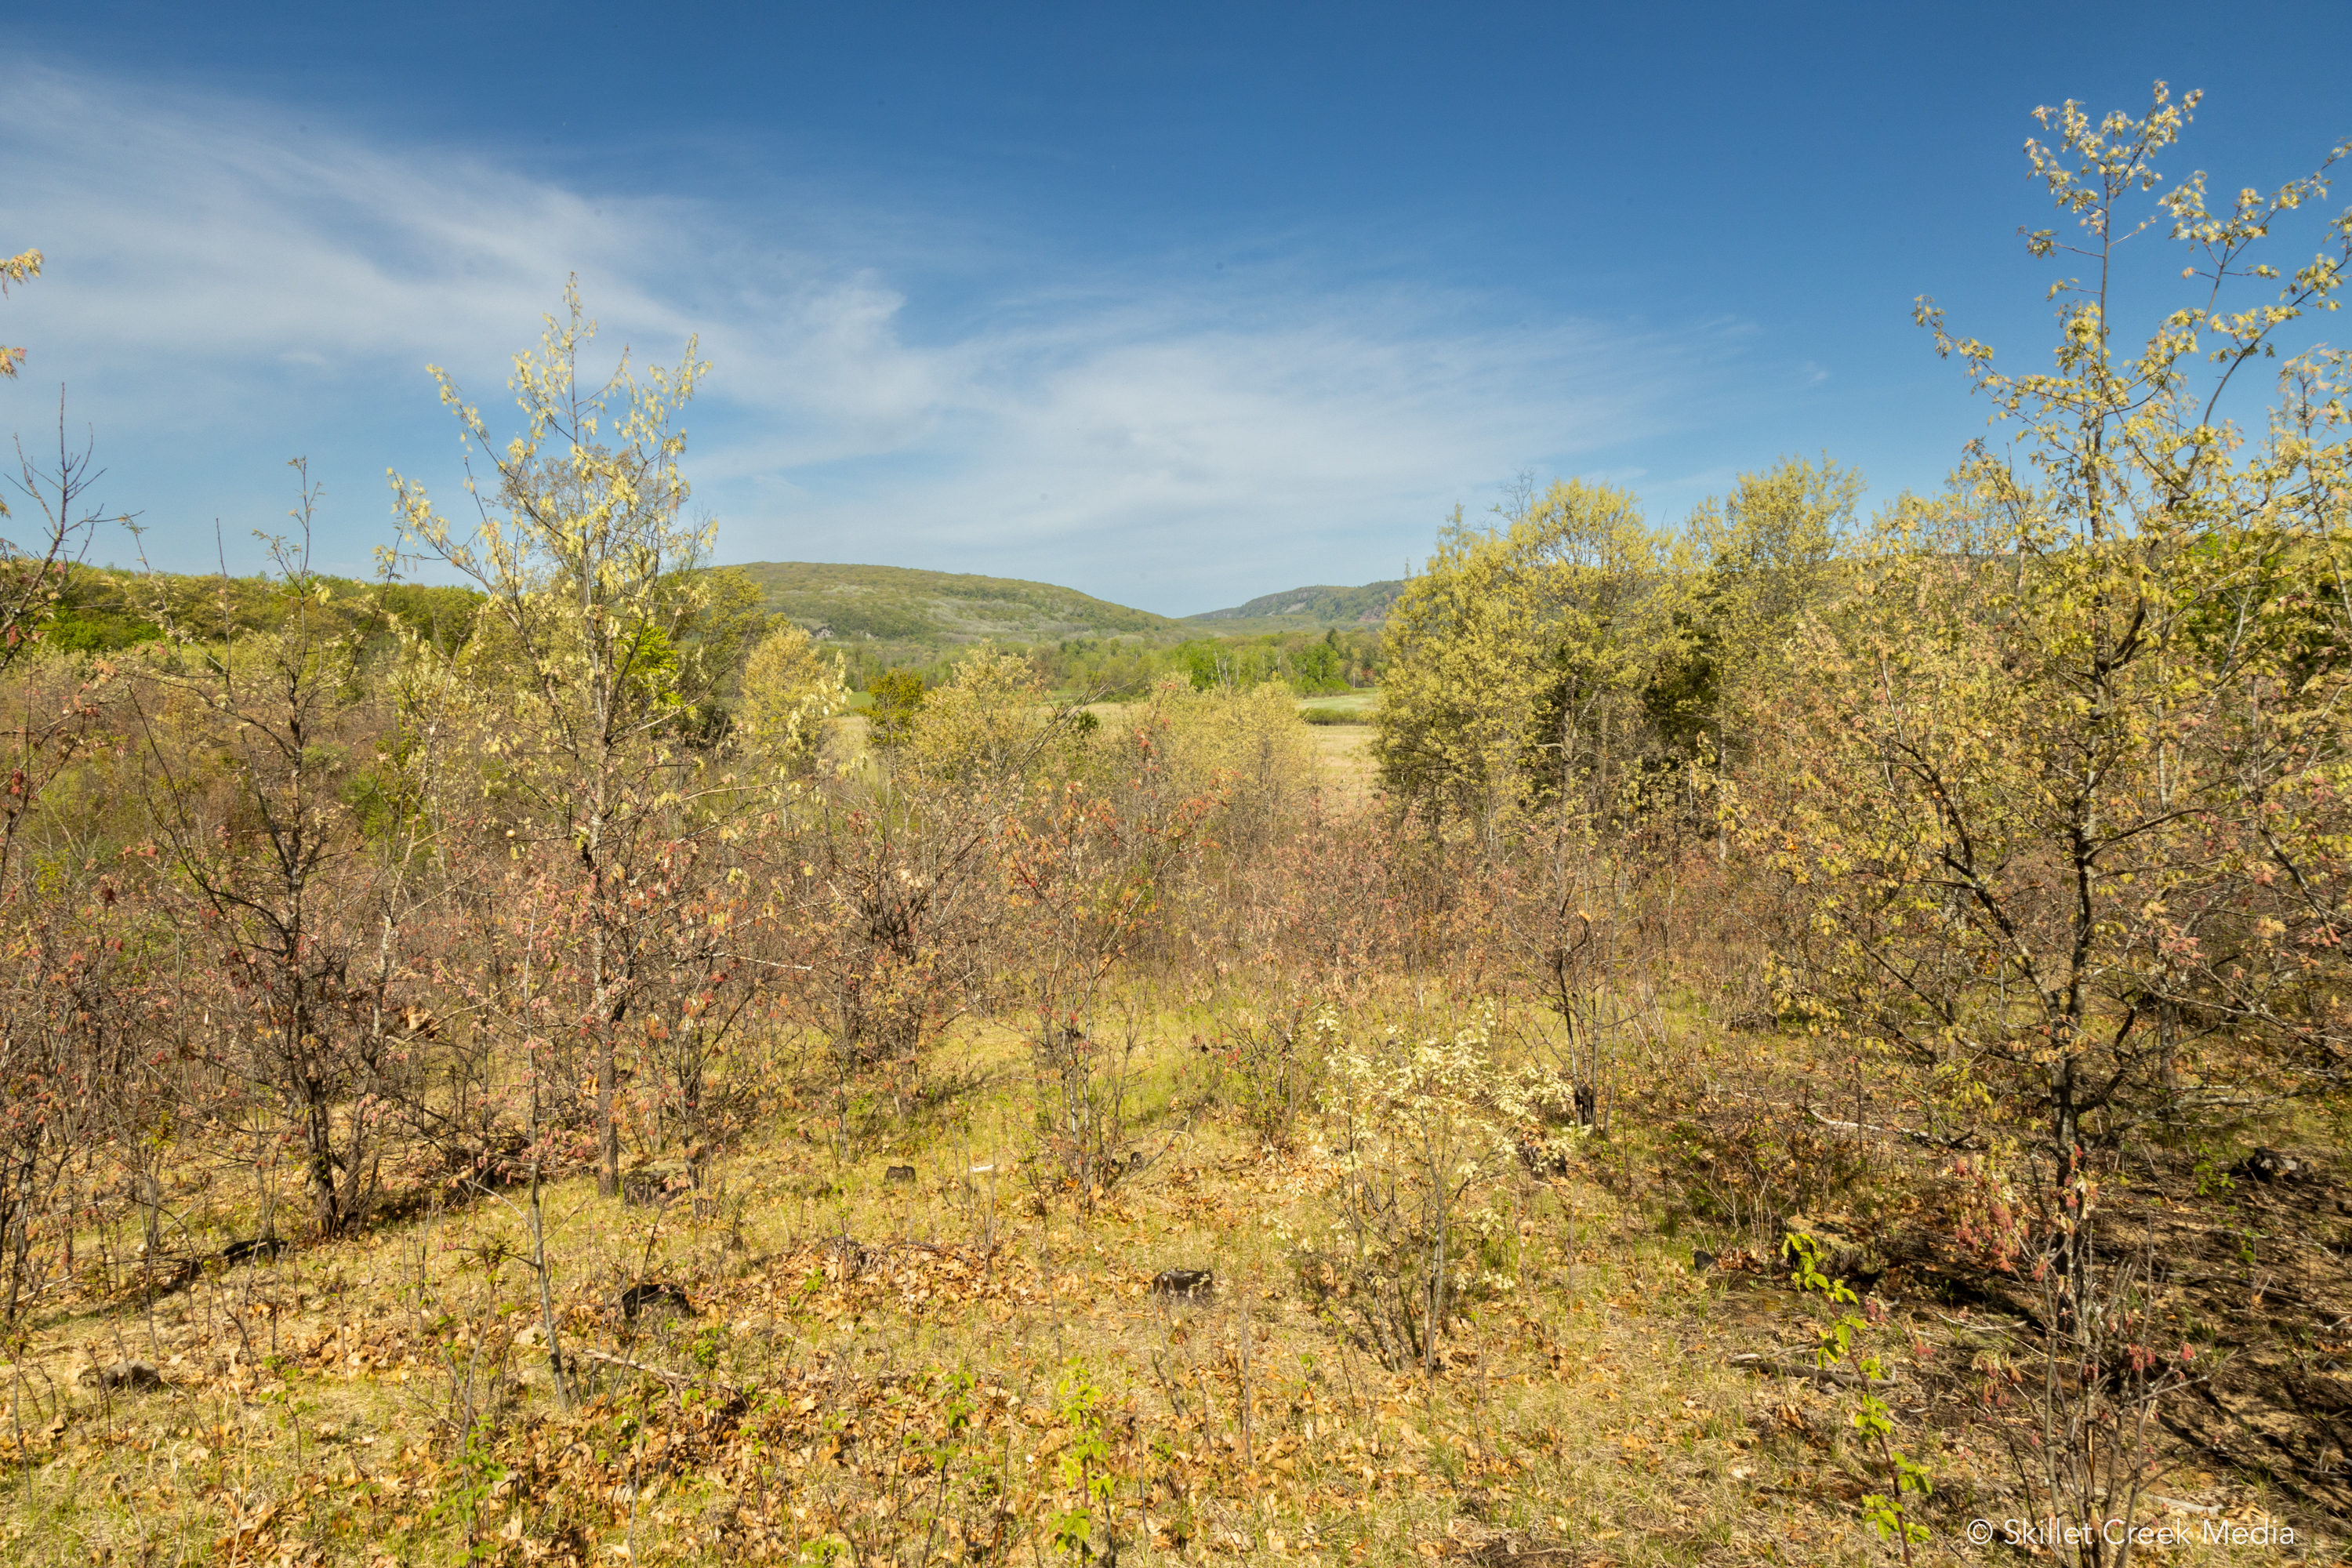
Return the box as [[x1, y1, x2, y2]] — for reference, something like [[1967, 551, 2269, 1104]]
[[26, 555, 1387, 707]]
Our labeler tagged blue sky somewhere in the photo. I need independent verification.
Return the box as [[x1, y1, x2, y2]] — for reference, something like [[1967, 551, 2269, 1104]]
[[4, 1, 2349, 615]]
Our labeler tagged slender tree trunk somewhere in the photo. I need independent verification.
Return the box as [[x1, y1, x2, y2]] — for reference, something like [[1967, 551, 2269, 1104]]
[[596, 1006, 618, 1197], [592, 693, 621, 1199], [292, 975, 346, 1237]]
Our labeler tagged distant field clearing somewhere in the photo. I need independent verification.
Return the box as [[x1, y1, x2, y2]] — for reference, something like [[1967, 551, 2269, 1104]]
[[823, 691, 1379, 798], [1296, 689, 1377, 724], [1005, 691, 1382, 799], [1293, 692, 1378, 794]]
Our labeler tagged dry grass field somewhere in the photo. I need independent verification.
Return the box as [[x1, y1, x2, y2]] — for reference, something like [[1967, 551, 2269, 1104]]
[[1295, 705, 1378, 801], [1, 1004, 2322, 1567]]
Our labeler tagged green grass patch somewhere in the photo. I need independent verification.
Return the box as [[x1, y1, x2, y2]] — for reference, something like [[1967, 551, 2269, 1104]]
[[1298, 690, 1377, 724]]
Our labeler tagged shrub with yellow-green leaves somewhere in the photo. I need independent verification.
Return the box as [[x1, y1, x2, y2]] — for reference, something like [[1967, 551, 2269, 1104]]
[[1292, 1012, 1580, 1372]]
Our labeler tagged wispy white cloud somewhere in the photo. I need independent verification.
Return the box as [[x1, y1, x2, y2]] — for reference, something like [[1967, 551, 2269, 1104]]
[[0, 62, 1743, 612], [2, 68, 686, 405]]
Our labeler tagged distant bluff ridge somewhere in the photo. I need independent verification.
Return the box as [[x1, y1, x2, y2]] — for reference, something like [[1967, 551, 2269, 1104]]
[[1185, 581, 1403, 626]]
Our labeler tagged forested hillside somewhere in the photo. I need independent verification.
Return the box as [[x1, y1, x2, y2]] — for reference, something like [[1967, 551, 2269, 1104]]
[[1182, 579, 1403, 632], [734, 560, 1181, 661], [28, 558, 1385, 706]]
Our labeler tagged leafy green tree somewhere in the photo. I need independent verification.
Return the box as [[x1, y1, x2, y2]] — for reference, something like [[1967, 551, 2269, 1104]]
[[866, 667, 926, 747], [1654, 452, 1860, 764], [737, 620, 847, 779], [390, 278, 729, 1198], [1376, 480, 1687, 839], [904, 649, 1048, 790], [1755, 82, 2352, 1214]]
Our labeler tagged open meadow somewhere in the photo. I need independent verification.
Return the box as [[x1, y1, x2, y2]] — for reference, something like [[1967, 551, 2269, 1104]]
[[3, 71, 2350, 1568], [2, 870, 2334, 1567], [0, 652, 2340, 1565]]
